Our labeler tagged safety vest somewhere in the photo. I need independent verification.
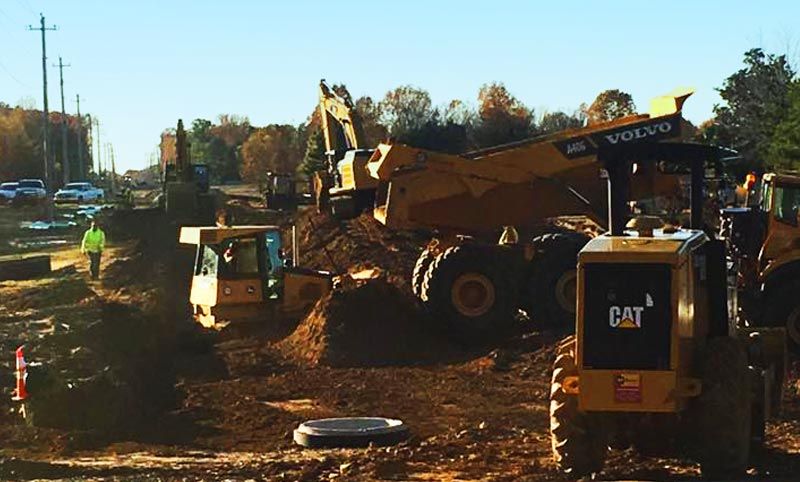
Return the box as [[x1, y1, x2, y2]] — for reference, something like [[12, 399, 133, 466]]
[[81, 228, 106, 253]]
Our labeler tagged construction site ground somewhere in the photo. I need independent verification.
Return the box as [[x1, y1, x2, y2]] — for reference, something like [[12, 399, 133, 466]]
[[0, 201, 798, 481]]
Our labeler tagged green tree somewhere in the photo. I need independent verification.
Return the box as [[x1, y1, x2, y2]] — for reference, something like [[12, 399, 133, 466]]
[[714, 48, 795, 173], [766, 82, 800, 170], [586, 89, 636, 125]]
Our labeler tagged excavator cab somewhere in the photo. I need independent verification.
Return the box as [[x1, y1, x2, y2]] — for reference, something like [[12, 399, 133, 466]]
[[179, 226, 332, 328]]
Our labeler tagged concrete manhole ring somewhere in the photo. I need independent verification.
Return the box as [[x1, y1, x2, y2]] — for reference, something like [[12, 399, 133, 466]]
[[293, 417, 409, 448]]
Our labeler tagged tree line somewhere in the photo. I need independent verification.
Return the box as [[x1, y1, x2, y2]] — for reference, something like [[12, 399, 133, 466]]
[[161, 83, 638, 185], [0, 103, 90, 183]]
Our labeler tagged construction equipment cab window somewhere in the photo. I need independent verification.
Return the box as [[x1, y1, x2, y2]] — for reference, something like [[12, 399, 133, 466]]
[[773, 184, 800, 226]]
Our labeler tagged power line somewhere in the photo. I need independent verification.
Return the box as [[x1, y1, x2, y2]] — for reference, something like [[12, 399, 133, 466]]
[[0, 57, 29, 87], [15, 0, 36, 16]]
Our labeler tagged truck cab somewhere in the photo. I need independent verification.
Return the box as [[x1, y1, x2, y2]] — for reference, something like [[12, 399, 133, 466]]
[[179, 226, 332, 328]]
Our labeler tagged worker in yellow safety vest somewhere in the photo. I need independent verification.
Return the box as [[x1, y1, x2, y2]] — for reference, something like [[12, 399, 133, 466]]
[[81, 218, 106, 279]]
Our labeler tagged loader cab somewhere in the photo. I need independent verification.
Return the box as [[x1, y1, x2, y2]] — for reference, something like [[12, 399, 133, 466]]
[[759, 173, 800, 264], [179, 226, 332, 328]]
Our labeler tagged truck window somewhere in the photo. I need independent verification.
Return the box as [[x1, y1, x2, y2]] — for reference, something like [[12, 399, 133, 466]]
[[219, 238, 259, 277], [197, 245, 218, 276], [773, 185, 800, 226], [761, 181, 773, 212]]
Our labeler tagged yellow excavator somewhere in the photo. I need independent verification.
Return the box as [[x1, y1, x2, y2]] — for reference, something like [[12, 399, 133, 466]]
[[365, 88, 696, 339], [314, 80, 377, 218]]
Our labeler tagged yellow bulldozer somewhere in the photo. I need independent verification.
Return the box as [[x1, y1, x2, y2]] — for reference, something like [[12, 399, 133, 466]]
[[721, 171, 800, 352], [179, 225, 332, 328], [313, 80, 377, 218], [549, 142, 786, 479], [365, 88, 696, 339]]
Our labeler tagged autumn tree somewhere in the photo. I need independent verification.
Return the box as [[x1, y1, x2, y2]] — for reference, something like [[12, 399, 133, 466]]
[[240, 124, 303, 183], [473, 82, 534, 148], [539, 110, 586, 134], [714, 48, 795, 173], [586, 89, 636, 125]]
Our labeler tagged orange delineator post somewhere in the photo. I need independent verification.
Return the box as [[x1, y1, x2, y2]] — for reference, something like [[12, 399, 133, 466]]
[[12, 345, 27, 401]]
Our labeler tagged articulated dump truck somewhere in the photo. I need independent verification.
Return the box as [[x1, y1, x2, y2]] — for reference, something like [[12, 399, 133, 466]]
[[366, 88, 697, 342]]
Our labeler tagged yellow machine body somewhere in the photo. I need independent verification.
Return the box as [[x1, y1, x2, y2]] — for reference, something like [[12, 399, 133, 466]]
[[180, 225, 331, 328], [367, 88, 695, 234], [574, 228, 708, 413]]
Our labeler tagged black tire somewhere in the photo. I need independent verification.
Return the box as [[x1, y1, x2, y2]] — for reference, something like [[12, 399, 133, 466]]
[[764, 280, 800, 354], [550, 337, 607, 477], [421, 244, 517, 343], [527, 232, 590, 329], [412, 248, 436, 299], [693, 336, 752, 480]]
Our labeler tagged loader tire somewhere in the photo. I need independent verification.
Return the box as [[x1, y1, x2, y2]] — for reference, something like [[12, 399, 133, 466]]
[[421, 244, 516, 343], [412, 248, 436, 299], [694, 336, 751, 480], [550, 339, 607, 477], [764, 280, 800, 354], [527, 232, 589, 329]]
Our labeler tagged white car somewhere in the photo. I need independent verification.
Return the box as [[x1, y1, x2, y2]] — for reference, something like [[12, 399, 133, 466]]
[[0, 182, 18, 203], [14, 179, 47, 204], [55, 182, 104, 203]]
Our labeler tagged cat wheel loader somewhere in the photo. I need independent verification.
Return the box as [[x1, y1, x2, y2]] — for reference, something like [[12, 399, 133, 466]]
[[179, 225, 332, 329], [721, 171, 800, 353], [313, 80, 376, 218], [549, 142, 787, 479], [366, 88, 696, 340]]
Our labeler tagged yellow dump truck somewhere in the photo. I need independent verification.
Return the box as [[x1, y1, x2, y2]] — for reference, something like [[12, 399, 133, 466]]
[[365, 88, 696, 339], [179, 225, 331, 328]]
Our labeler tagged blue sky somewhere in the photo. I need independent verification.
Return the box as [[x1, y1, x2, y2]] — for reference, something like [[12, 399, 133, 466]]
[[0, 0, 798, 172]]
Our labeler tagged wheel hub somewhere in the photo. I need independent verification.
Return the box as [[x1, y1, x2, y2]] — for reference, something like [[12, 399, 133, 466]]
[[451, 273, 495, 317], [555, 270, 577, 314]]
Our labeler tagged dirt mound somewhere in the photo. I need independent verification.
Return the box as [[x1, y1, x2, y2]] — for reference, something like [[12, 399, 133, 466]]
[[286, 209, 428, 292], [281, 274, 456, 367]]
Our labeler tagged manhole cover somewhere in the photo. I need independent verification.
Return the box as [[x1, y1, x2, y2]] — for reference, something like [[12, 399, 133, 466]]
[[293, 417, 409, 448]]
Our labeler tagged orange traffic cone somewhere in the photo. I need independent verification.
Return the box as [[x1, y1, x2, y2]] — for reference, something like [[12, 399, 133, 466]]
[[12, 346, 27, 401]]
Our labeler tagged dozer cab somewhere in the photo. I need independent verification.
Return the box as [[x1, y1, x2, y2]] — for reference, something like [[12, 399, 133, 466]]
[[179, 225, 332, 328], [366, 88, 696, 339], [721, 172, 800, 352], [549, 142, 787, 479], [313, 80, 376, 218]]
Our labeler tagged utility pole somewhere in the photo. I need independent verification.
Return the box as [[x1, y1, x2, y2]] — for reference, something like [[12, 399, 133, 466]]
[[28, 14, 57, 193], [94, 117, 101, 174], [54, 56, 71, 185], [110, 144, 117, 194], [76, 94, 84, 179]]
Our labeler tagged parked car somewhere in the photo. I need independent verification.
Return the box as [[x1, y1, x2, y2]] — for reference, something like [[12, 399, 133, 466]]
[[13, 179, 47, 205], [0, 182, 19, 203], [54, 182, 104, 203]]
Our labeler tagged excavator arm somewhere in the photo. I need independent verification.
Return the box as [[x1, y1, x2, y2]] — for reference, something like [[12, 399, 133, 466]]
[[318, 80, 361, 153]]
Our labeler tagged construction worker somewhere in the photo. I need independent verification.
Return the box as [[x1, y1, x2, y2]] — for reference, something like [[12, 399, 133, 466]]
[[80, 218, 106, 280]]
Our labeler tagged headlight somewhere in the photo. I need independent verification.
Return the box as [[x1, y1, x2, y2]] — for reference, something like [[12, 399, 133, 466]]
[[223, 286, 232, 296]]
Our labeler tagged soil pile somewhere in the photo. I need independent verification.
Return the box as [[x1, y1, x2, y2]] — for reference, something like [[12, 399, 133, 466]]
[[286, 209, 428, 292], [281, 273, 455, 367]]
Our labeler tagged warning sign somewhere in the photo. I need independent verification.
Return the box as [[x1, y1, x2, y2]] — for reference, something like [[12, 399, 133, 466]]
[[614, 373, 642, 403]]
